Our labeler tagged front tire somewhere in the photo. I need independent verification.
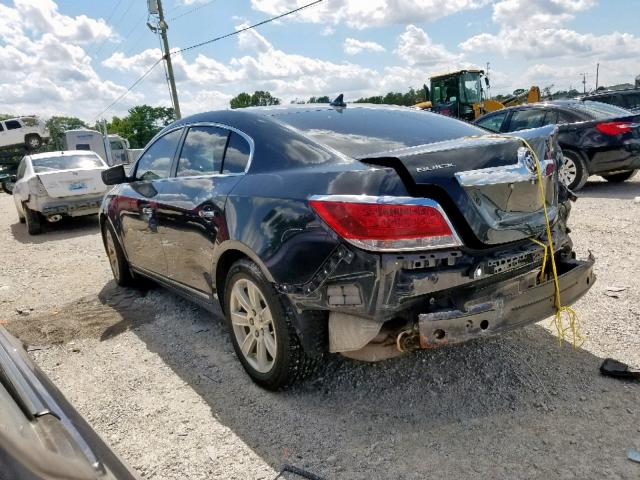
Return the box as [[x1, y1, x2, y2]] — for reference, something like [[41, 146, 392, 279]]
[[224, 259, 321, 390], [23, 204, 42, 235], [559, 151, 588, 191], [102, 223, 136, 287], [601, 169, 637, 183]]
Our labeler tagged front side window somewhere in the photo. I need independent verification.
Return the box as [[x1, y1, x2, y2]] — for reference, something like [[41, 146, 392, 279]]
[[222, 132, 250, 174], [476, 112, 507, 133], [176, 126, 228, 177], [135, 129, 182, 181], [5, 120, 21, 130], [459, 72, 481, 104], [507, 109, 546, 132]]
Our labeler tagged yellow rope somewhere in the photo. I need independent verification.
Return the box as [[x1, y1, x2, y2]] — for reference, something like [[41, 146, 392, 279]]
[[514, 136, 583, 347]]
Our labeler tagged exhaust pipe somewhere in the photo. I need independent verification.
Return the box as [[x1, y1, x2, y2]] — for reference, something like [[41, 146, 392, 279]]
[[47, 214, 63, 223]]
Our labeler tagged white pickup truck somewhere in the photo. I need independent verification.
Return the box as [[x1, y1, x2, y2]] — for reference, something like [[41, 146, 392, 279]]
[[0, 116, 50, 150], [12, 151, 109, 235]]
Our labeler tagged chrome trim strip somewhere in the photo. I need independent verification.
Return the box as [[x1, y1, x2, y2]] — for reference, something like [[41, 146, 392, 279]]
[[131, 265, 211, 300], [308, 194, 463, 252]]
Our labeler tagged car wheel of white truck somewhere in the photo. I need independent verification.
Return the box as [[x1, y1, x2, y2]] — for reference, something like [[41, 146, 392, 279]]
[[25, 134, 42, 150]]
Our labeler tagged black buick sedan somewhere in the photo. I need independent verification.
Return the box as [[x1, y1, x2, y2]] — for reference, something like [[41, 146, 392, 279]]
[[475, 100, 640, 190], [100, 104, 594, 389]]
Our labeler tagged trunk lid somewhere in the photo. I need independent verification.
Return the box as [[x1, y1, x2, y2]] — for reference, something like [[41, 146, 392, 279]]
[[37, 168, 108, 198], [360, 125, 560, 246]]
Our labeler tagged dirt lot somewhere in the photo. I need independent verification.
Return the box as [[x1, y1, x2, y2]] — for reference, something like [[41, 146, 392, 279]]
[[1, 178, 639, 480]]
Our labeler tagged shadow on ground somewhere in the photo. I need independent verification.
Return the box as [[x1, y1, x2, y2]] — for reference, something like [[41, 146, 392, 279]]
[[5, 281, 154, 345], [96, 284, 639, 479], [579, 177, 640, 200], [9, 214, 100, 244]]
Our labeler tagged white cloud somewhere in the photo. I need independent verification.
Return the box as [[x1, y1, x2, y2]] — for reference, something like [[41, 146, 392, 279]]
[[492, 0, 596, 26], [343, 38, 386, 55], [0, 1, 124, 120], [14, 0, 112, 44], [250, 0, 488, 29], [396, 25, 464, 67]]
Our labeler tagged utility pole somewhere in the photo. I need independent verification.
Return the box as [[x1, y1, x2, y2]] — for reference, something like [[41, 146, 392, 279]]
[[149, 0, 181, 119], [485, 61, 491, 99], [595, 63, 600, 91]]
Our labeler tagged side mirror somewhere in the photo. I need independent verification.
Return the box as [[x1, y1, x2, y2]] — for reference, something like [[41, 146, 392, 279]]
[[101, 164, 129, 185]]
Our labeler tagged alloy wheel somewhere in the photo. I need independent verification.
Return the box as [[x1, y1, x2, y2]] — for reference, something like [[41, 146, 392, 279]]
[[105, 230, 120, 281], [559, 156, 577, 187], [229, 278, 277, 373]]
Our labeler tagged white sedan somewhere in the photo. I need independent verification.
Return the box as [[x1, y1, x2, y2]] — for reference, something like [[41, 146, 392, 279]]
[[13, 151, 109, 235]]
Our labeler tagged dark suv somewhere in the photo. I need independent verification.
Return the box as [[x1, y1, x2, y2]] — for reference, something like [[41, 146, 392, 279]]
[[581, 89, 640, 113]]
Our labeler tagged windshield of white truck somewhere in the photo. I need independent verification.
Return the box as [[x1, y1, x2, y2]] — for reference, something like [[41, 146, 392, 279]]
[[31, 155, 104, 173]]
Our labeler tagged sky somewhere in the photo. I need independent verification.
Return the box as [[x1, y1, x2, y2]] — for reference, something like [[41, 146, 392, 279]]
[[0, 0, 639, 122]]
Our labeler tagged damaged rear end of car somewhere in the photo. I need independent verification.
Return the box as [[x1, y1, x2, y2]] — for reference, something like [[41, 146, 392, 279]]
[[275, 120, 595, 361]]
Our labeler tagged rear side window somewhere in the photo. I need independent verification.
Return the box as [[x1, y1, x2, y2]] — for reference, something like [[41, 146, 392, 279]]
[[5, 120, 21, 130], [623, 93, 640, 110], [222, 132, 250, 174], [476, 112, 507, 132], [507, 109, 546, 131], [135, 129, 182, 181], [177, 126, 228, 177]]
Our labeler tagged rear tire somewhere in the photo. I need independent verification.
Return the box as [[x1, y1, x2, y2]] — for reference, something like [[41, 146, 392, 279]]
[[223, 259, 322, 390], [25, 134, 41, 150], [601, 169, 637, 183], [102, 223, 136, 287], [23, 204, 42, 235], [559, 151, 588, 191]]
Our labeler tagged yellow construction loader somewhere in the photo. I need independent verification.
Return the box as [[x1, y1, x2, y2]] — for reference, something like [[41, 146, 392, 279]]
[[414, 69, 540, 121]]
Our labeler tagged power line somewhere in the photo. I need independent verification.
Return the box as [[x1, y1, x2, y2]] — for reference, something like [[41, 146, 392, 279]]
[[92, 59, 163, 122], [168, 0, 217, 22], [103, 11, 150, 61], [92, 0, 324, 119], [171, 0, 323, 55], [95, 0, 137, 58], [88, 0, 125, 58]]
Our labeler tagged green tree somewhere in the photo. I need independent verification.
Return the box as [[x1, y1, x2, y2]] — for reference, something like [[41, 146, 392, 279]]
[[307, 96, 330, 103], [106, 105, 175, 148], [0, 113, 14, 121], [45, 116, 87, 151], [230, 91, 281, 109]]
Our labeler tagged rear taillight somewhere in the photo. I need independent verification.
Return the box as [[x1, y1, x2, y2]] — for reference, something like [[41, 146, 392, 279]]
[[596, 121, 634, 136], [309, 195, 461, 252]]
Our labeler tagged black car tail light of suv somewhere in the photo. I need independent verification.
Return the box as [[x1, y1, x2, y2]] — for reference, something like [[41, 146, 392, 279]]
[[309, 195, 462, 252], [595, 121, 638, 136]]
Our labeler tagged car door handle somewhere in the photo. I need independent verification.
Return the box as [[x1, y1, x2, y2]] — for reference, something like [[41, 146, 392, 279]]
[[199, 209, 218, 219], [142, 207, 154, 215]]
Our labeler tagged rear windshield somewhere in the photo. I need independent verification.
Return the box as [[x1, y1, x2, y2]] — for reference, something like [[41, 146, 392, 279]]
[[31, 155, 104, 173], [272, 106, 484, 157], [572, 100, 631, 119]]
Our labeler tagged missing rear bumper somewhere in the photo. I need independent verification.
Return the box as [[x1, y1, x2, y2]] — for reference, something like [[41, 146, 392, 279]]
[[417, 255, 595, 348]]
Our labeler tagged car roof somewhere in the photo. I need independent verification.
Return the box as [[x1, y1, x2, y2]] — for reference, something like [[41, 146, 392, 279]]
[[27, 150, 101, 160], [583, 88, 640, 97]]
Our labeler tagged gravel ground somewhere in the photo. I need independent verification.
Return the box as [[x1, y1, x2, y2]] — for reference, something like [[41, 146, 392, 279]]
[[1, 177, 639, 480]]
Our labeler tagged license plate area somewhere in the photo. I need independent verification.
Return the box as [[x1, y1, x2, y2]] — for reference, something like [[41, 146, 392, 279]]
[[68, 181, 87, 191]]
